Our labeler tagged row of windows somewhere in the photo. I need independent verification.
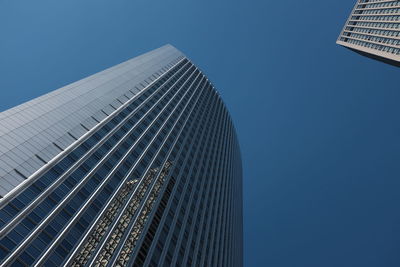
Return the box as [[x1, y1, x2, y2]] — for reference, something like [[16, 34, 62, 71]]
[[357, 0, 400, 9], [359, 0, 397, 3], [350, 20, 400, 29], [352, 14, 400, 21], [343, 28, 400, 45], [346, 26, 400, 37], [347, 31, 400, 47], [354, 7, 400, 15], [341, 37, 400, 55]]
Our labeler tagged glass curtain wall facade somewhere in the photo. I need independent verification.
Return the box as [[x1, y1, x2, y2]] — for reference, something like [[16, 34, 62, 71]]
[[337, 0, 400, 66], [0, 45, 243, 266]]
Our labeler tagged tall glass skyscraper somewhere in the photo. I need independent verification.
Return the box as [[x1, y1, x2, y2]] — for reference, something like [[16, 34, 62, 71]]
[[338, 0, 400, 66], [0, 45, 243, 266]]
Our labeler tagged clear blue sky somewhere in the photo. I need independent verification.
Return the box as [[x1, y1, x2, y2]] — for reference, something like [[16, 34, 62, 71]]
[[1, 1, 400, 266]]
